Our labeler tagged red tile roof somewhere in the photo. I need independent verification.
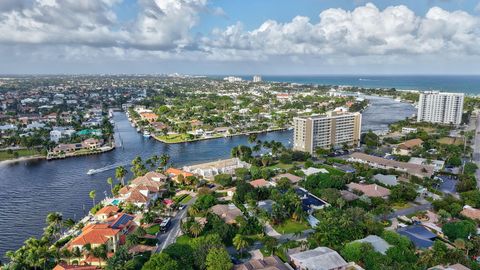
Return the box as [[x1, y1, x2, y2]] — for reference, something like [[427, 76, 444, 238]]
[[249, 179, 271, 188], [53, 264, 99, 270], [95, 205, 119, 217]]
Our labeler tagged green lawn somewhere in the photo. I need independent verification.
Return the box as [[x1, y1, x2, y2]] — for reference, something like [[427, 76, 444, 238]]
[[179, 195, 192, 204], [316, 164, 345, 176], [272, 219, 310, 234], [156, 133, 192, 143], [0, 149, 45, 161], [146, 224, 160, 235], [267, 161, 305, 170]]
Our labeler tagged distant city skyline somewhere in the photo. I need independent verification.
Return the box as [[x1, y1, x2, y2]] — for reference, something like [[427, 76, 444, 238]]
[[1, 0, 480, 74]]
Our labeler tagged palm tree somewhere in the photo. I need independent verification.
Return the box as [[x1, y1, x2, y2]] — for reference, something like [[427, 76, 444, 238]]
[[107, 177, 114, 196], [61, 248, 72, 264], [89, 190, 96, 207], [92, 245, 108, 267], [46, 212, 63, 239], [188, 205, 200, 216], [233, 234, 249, 256], [248, 134, 257, 144], [115, 166, 127, 186], [189, 221, 203, 238], [63, 218, 76, 230], [160, 153, 170, 170]]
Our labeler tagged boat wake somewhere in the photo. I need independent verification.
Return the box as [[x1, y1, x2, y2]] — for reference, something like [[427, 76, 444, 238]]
[[87, 162, 130, 175]]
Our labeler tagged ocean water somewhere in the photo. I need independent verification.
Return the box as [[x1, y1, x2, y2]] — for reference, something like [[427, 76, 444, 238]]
[[220, 75, 480, 94]]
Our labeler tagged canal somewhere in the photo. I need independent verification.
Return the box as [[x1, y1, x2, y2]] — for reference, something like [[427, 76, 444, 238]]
[[0, 95, 415, 258]]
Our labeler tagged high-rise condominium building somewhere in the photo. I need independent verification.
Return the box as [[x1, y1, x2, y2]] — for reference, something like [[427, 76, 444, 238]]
[[417, 91, 464, 125], [293, 111, 362, 154], [253, 75, 262, 83]]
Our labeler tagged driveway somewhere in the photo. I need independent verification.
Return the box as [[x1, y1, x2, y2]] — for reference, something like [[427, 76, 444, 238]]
[[155, 196, 196, 252]]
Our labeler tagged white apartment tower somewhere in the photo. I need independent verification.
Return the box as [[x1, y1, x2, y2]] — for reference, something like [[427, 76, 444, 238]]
[[253, 75, 262, 83], [417, 91, 464, 125], [293, 111, 362, 154]]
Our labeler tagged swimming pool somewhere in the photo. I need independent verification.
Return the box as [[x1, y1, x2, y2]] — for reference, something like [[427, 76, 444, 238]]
[[111, 199, 120, 205]]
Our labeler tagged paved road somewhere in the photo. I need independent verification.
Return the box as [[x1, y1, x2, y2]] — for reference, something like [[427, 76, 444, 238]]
[[155, 196, 196, 252], [386, 203, 432, 220], [473, 114, 480, 188]]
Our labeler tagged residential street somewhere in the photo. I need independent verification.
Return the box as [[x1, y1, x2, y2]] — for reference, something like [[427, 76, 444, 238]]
[[473, 114, 480, 188], [155, 196, 196, 252]]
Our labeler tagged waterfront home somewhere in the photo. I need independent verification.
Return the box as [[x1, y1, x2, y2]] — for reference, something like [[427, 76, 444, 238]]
[[393, 138, 423, 156], [82, 138, 102, 150], [210, 204, 244, 224], [182, 158, 250, 180], [165, 167, 194, 182], [94, 205, 120, 221], [131, 171, 168, 190], [118, 185, 157, 207], [151, 121, 168, 132], [348, 152, 434, 178], [52, 143, 82, 154], [272, 173, 302, 185], [288, 246, 350, 270], [233, 256, 291, 270], [139, 112, 158, 123], [249, 178, 273, 188], [69, 213, 135, 256], [346, 183, 391, 199]]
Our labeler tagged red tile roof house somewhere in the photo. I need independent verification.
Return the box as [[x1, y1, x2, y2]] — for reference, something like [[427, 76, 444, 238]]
[[347, 183, 391, 199], [249, 179, 274, 188], [165, 167, 194, 183], [210, 204, 244, 224], [460, 205, 480, 221], [53, 263, 99, 270], [68, 213, 135, 265], [394, 138, 424, 156], [94, 205, 120, 221], [118, 186, 155, 208], [271, 173, 303, 185]]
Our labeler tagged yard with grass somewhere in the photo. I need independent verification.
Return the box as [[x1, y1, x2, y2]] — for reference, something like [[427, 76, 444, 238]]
[[267, 161, 304, 170], [272, 219, 310, 234], [155, 133, 192, 143], [0, 149, 45, 161], [437, 137, 464, 146], [146, 224, 160, 235]]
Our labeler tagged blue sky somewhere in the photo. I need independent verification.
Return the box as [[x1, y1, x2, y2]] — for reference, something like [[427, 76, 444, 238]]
[[0, 0, 480, 74]]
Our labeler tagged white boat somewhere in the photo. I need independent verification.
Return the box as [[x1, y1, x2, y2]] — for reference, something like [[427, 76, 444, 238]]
[[143, 131, 151, 138], [136, 127, 141, 132], [87, 169, 95, 175]]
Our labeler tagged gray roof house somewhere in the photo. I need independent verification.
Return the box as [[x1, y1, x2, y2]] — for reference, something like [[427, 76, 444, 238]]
[[353, 235, 392, 255], [373, 174, 398, 186], [289, 247, 348, 270]]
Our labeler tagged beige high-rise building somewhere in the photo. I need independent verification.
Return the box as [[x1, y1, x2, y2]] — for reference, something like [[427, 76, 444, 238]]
[[293, 111, 362, 154]]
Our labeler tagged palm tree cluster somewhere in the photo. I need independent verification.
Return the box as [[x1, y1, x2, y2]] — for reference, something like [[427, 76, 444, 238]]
[[5, 212, 83, 269]]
